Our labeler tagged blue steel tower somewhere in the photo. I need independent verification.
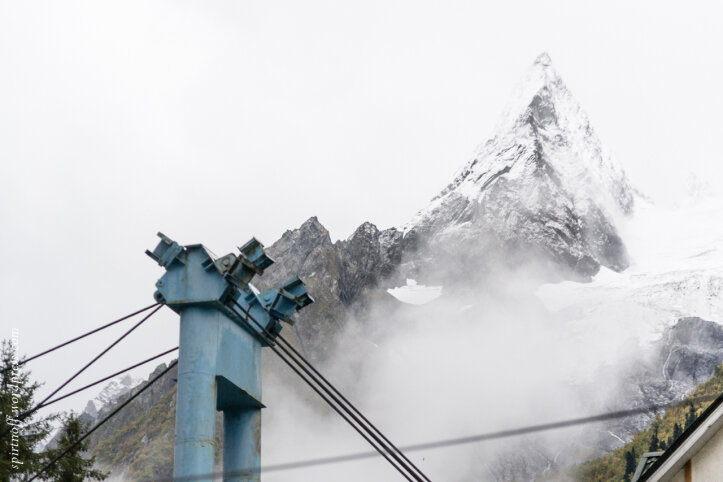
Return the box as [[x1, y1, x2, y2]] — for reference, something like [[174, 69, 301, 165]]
[[146, 233, 313, 481]]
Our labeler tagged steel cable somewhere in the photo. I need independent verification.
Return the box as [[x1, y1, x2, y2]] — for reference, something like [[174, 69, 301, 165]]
[[1, 304, 164, 438], [232, 298, 430, 481], [149, 391, 723, 481], [228, 300, 424, 482], [2, 303, 159, 374], [275, 328, 431, 481], [39, 346, 178, 410]]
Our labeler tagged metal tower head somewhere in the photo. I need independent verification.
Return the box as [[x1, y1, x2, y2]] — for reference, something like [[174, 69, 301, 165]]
[[146, 232, 314, 341]]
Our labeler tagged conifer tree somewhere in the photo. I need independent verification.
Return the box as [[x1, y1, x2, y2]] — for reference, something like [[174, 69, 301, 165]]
[[672, 422, 682, 441], [623, 448, 637, 481], [648, 423, 660, 451], [40, 411, 107, 481], [0, 339, 55, 479], [684, 404, 697, 429]]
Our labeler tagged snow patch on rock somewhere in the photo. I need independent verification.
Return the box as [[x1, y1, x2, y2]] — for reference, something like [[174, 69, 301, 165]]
[[83, 374, 142, 420], [387, 279, 443, 305]]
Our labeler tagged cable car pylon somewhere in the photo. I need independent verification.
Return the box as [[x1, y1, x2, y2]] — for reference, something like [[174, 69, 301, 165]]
[[147, 233, 313, 481]]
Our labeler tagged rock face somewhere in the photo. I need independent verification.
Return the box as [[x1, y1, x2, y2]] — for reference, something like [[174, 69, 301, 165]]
[[658, 317, 723, 384], [258, 217, 346, 360], [338, 222, 403, 303], [603, 317, 723, 448], [258, 217, 404, 360], [84, 374, 141, 419]]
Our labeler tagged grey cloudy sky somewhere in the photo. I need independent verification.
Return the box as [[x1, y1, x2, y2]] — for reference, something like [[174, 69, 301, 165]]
[[1, 1, 722, 416]]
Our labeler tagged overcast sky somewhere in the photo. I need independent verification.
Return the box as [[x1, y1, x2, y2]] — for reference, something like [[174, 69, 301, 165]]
[[2, 1, 722, 418]]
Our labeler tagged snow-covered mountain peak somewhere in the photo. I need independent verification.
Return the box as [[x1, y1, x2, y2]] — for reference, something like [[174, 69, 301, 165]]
[[495, 52, 567, 131], [493, 54, 631, 214], [404, 53, 635, 279], [534, 51, 553, 66], [423, 53, 632, 216]]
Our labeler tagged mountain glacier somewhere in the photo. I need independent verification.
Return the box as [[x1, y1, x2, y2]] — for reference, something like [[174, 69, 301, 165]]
[[537, 194, 723, 354]]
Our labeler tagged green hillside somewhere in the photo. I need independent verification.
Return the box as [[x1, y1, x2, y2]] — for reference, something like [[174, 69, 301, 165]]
[[574, 364, 723, 481], [92, 382, 227, 479], [93, 386, 176, 479], [92, 385, 226, 479]]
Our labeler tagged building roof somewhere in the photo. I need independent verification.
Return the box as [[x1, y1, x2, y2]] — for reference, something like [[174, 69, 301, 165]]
[[631, 451, 663, 482], [638, 391, 723, 481]]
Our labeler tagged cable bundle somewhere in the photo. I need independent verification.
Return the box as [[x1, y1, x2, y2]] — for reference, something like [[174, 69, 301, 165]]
[[228, 299, 431, 482]]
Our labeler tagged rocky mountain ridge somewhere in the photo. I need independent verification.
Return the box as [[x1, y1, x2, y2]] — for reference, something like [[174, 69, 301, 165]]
[[83, 374, 142, 419], [258, 53, 636, 359]]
